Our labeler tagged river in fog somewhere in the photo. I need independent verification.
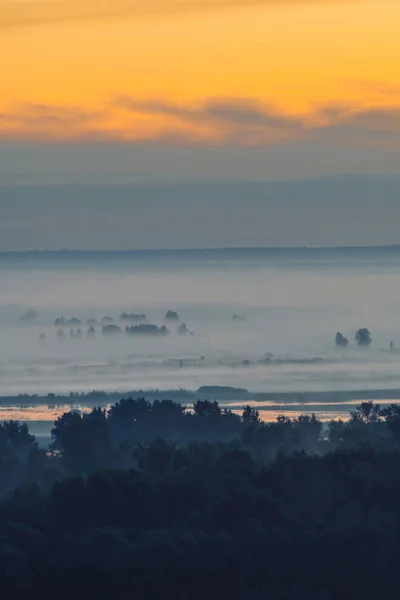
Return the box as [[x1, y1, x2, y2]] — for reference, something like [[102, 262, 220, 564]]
[[2, 246, 400, 429]]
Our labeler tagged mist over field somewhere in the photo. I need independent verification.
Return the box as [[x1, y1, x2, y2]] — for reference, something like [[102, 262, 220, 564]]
[[2, 246, 400, 400]]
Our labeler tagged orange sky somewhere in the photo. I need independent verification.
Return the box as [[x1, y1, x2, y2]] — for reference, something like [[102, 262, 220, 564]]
[[1, 0, 400, 143]]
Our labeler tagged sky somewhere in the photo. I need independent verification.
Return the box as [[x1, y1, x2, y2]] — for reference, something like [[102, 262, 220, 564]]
[[1, 0, 400, 249]]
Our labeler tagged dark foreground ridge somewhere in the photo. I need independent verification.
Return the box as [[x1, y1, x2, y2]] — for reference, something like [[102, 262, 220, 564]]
[[2, 398, 400, 598]]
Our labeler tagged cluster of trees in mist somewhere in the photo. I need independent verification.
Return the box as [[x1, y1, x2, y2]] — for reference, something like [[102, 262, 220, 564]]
[[42, 310, 193, 342], [15, 309, 193, 342], [335, 327, 373, 348], [53, 323, 177, 340], [335, 327, 398, 350], [3, 398, 400, 597], [52, 311, 179, 327]]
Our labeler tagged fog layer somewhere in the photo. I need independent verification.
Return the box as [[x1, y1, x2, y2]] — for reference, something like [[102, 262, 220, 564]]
[[1, 247, 400, 396]]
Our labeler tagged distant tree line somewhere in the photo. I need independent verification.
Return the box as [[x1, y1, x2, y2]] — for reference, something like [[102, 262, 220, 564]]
[[49, 312, 189, 341], [3, 398, 400, 489]]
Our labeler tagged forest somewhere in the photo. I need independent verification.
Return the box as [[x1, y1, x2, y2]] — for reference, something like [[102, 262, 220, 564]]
[[2, 398, 400, 598]]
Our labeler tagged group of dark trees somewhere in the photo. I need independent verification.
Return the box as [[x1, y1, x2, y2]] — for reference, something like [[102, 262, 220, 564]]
[[55, 311, 179, 327], [120, 313, 147, 322], [49, 312, 187, 342], [55, 327, 91, 340], [54, 323, 194, 340], [54, 314, 155, 327], [102, 324, 171, 337], [3, 398, 400, 597], [125, 324, 170, 337], [335, 327, 372, 348], [54, 317, 83, 327]]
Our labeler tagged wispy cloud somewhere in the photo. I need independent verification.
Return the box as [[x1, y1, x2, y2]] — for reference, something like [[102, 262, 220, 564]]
[[1, 97, 400, 149], [117, 96, 400, 147], [117, 96, 304, 144], [0, 0, 380, 31], [0, 102, 107, 140]]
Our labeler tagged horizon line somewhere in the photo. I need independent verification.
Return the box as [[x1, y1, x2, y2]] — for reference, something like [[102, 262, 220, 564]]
[[2, 244, 400, 254]]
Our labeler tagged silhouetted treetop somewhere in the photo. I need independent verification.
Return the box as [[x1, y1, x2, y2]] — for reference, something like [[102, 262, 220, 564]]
[[165, 310, 180, 321], [335, 332, 348, 347], [355, 328, 372, 347], [67, 317, 82, 326], [120, 312, 147, 322], [102, 316, 115, 325], [350, 400, 382, 424], [0, 421, 37, 460], [177, 323, 194, 336], [86, 317, 99, 327], [193, 400, 222, 418], [242, 405, 261, 425]]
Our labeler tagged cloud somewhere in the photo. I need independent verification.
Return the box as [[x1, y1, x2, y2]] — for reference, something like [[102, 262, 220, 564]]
[[0, 102, 103, 124], [0, 0, 380, 31], [321, 106, 400, 153], [0, 102, 107, 141], [1, 97, 400, 149], [117, 96, 305, 144], [119, 97, 200, 120], [117, 96, 400, 147]]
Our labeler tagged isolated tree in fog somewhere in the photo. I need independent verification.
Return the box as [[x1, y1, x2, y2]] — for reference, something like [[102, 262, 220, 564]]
[[165, 310, 179, 321], [335, 332, 348, 348], [177, 323, 189, 336], [355, 328, 372, 347]]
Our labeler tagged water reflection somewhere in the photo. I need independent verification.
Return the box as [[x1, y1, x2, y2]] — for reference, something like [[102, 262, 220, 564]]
[[3, 398, 400, 443]]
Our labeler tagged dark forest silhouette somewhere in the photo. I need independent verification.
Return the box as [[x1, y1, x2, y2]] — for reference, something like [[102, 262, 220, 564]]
[[1, 398, 400, 597]]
